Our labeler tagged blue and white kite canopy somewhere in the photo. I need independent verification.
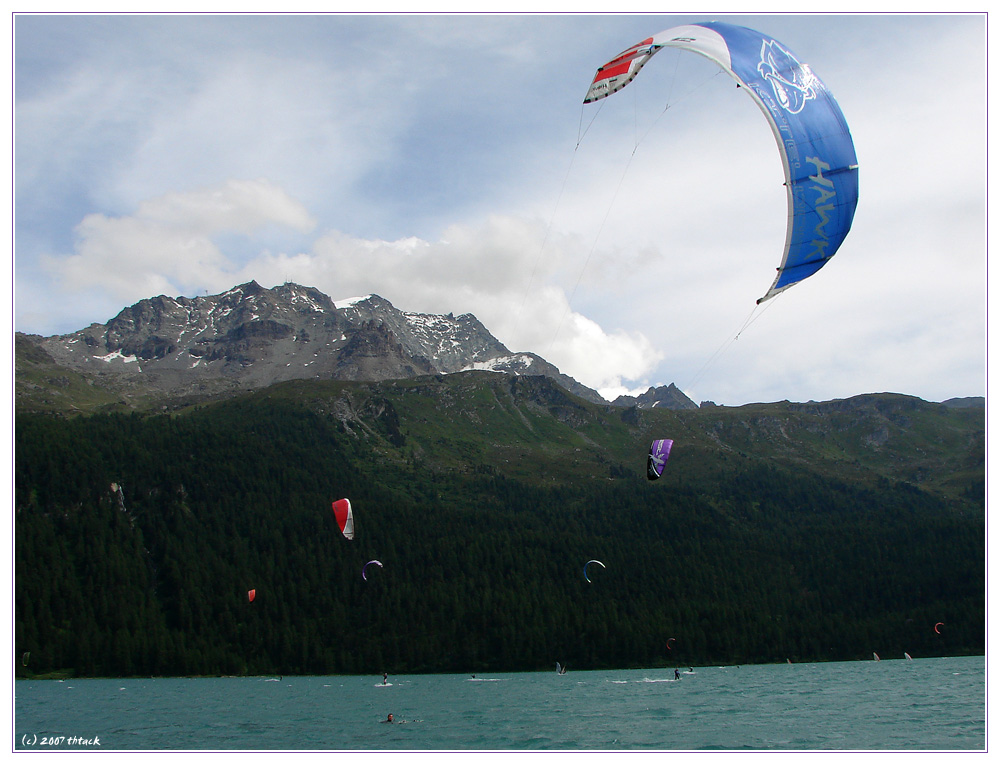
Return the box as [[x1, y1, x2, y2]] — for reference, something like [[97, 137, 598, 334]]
[[583, 559, 606, 583], [585, 21, 859, 303]]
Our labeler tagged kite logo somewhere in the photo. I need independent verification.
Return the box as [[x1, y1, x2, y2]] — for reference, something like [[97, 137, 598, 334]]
[[757, 39, 817, 114], [804, 156, 836, 261]]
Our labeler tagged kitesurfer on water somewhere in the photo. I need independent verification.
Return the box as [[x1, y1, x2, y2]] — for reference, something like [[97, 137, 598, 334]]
[[675, 668, 680, 680], [383, 672, 388, 685]]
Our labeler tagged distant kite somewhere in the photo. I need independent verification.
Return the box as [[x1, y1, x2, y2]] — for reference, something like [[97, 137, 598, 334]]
[[647, 439, 674, 480], [332, 498, 355, 540], [584, 560, 606, 583]]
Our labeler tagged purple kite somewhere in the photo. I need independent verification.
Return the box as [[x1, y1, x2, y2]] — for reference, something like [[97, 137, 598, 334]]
[[647, 439, 674, 480]]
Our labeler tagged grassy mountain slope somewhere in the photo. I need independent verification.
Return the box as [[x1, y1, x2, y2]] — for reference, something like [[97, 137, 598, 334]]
[[256, 373, 983, 507]]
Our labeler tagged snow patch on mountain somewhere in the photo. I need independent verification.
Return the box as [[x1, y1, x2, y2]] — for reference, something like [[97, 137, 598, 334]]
[[461, 354, 537, 374], [334, 295, 372, 309], [94, 350, 139, 364]]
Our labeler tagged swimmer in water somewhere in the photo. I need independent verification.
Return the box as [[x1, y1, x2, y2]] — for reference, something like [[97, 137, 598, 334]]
[[383, 713, 394, 723]]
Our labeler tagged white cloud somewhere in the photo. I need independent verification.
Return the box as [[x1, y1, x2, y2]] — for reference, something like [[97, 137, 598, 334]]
[[132, 179, 316, 234], [43, 179, 315, 301]]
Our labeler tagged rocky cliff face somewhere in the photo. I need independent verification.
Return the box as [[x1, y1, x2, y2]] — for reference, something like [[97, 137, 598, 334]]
[[18, 281, 680, 410], [612, 383, 698, 410]]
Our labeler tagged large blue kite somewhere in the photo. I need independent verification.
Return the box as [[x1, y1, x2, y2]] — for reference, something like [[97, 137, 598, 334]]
[[585, 21, 859, 303]]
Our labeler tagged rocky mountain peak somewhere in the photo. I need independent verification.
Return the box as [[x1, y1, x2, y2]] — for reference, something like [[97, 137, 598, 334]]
[[20, 282, 699, 410], [612, 383, 698, 410]]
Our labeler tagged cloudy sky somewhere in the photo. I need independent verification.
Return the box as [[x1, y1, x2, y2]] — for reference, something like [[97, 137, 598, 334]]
[[12, 12, 988, 406]]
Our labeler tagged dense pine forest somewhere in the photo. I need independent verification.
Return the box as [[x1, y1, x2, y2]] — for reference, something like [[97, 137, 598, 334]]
[[14, 374, 984, 677]]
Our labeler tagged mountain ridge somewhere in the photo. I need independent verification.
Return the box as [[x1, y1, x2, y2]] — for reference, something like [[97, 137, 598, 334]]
[[15, 281, 646, 412], [15, 280, 982, 416]]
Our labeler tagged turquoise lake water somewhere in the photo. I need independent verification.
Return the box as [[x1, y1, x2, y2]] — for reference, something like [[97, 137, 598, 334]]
[[14, 655, 984, 751]]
